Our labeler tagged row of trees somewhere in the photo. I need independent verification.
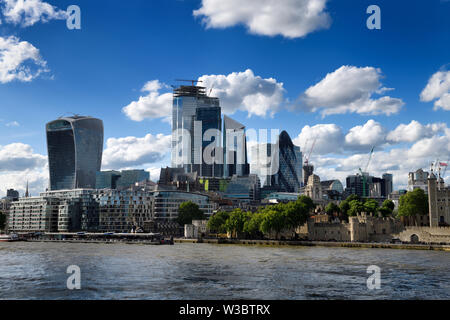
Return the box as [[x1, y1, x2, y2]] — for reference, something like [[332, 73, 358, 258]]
[[208, 196, 316, 239], [178, 188, 429, 237], [325, 195, 396, 220]]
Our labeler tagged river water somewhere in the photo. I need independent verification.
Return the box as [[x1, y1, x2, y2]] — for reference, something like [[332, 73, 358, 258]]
[[0, 242, 449, 300]]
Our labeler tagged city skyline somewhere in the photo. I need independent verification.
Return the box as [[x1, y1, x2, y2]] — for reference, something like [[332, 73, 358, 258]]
[[1, 0, 450, 197]]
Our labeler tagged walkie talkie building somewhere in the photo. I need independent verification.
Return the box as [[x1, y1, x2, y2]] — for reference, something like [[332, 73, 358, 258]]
[[46, 116, 104, 190]]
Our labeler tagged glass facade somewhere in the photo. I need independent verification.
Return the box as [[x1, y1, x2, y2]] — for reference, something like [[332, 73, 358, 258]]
[[223, 115, 250, 177], [171, 86, 223, 177], [46, 116, 103, 190], [267, 131, 302, 193]]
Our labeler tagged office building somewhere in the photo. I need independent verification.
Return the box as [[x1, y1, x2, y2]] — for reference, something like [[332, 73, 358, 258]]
[[96, 170, 150, 190], [223, 115, 250, 177], [345, 173, 392, 198], [321, 180, 344, 200], [93, 189, 153, 233], [223, 174, 261, 202], [171, 84, 222, 177], [408, 169, 429, 193], [265, 131, 302, 193], [8, 189, 99, 233], [46, 116, 103, 190], [96, 170, 121, 189], [150, 190, 213, 221]]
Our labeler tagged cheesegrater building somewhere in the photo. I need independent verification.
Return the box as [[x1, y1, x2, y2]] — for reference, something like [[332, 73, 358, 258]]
[[46, 116, 104, 190]]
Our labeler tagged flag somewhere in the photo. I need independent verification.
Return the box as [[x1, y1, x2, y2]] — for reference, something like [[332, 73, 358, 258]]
[[440, 162, 448, 167]]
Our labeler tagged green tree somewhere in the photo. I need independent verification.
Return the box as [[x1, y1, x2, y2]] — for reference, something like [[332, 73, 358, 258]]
[[282, 198, 315, 228], [398, 188, 428, 226], [297, 195, 315, 213], [176, 201, 205, 226], [243, 212, 264, 239], [377, 206, 392, 217], [363, 199, 379, 215], [382, 199, 395, 211], [224, 209, 248, 237], [260, 210, 286, 239], [207, 211, 229, 233], [348, 199, 364, 216], [325, 202, 340, 216], [339, 195, 359, 217]]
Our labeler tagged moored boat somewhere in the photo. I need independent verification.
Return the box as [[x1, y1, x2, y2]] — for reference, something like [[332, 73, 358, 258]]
[[0, 234, 21, 242]]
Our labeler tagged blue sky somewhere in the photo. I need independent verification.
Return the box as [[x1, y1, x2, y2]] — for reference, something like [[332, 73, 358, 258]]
[[0, 0, 449, 196]]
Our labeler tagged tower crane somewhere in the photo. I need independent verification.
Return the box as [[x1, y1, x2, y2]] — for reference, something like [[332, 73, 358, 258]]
[[304, 136, 317, 166], [358, 147, 374, 198]]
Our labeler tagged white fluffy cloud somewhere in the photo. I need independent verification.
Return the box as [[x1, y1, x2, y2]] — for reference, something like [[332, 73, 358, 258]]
[[199, 69, 286, 117], [293, 123, 344, 155], [300, 66, 404, 116], [193, 0, 331, 39], [0, 142, 48, 197], [306, 123, 450, 189], [344, 120, 386, 150], [0, 143, 46, 171], [102, 133, 171, 169], [420, 70, 450, 111], [122, 80, 172, 122], [0, 0, 67, 27], [123, 70, 286, 121], [0, 169, 48, 197], [387, 120, 446, 143], [0, 36, 48, 83]]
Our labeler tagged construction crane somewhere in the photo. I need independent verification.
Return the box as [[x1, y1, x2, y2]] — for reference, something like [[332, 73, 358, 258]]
[[304, 136, 317, 166], [358, 147, 374, 198], [175, 79, 203, 86]]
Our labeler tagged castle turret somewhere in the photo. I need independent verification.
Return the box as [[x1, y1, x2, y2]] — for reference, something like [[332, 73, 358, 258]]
[[428, 172, 438, 227]]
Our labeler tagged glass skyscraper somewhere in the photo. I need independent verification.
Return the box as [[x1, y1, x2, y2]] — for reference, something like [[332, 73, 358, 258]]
[[266, 131, 302, 193], [171, 85, 222, 177], [223, 115, 250, 177], [46, 116, 103, 190]]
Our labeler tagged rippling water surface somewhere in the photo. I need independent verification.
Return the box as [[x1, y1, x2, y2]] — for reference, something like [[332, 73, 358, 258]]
[[0, 242, 449, 299]]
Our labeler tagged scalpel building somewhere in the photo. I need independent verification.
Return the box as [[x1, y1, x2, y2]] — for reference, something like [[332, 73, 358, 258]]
[[46, 116, 104, 190]]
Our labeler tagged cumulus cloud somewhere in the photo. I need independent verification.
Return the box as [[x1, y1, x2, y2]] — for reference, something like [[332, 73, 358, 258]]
[[293, 123, 344, 155], [0, 169, 48, 197], [299, 66, 404, 117], [122, 80, 172, 122], [308, 124, 450, 190], [420, 70, 450, 111], [344, 120, 386, 150], [387, 120, 446, 143], [0, 0, 67, 27], [123, 70, 286, 121], [0, 36, 49, 83], [102, 133, 171, 169], [193, 0, 331, 39], [199, 69, 286, 117], [0, 143, 46, 171], [0, 142, 48, 197]]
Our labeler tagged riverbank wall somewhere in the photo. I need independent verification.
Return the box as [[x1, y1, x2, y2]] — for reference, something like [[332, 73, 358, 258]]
[[174, 238, 450, 251]]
